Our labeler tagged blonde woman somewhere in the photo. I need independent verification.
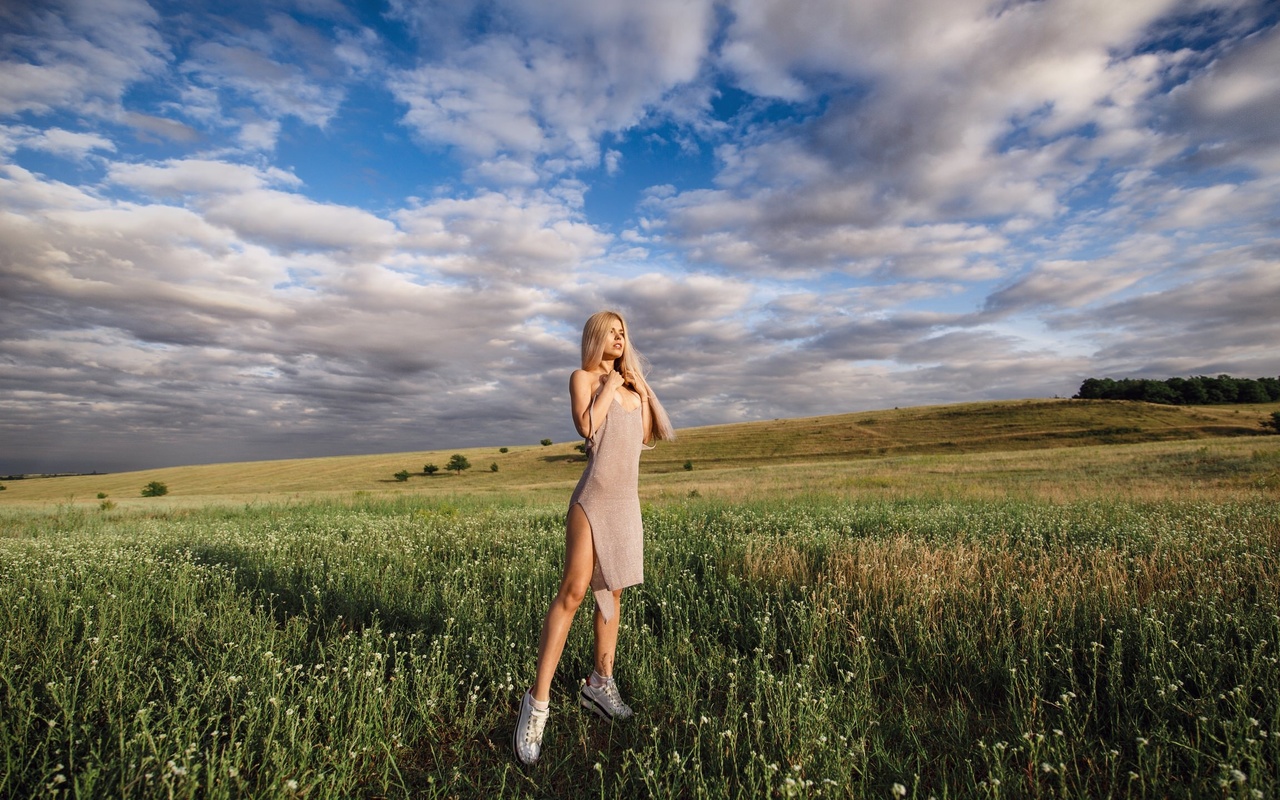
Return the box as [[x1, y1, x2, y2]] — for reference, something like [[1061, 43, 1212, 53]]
[[514, 310, 675, 765]]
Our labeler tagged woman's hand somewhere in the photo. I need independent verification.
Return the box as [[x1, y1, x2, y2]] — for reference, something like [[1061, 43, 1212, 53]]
[[604, 369, 627, 393]]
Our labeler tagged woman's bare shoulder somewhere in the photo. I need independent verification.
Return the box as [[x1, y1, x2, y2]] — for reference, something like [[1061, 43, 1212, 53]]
[[569, 369, 601, 393]]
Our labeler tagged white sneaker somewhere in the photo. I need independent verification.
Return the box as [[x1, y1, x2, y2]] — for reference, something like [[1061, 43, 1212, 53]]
[[513, 691, 549, 765], [580, 677, 634, 721]]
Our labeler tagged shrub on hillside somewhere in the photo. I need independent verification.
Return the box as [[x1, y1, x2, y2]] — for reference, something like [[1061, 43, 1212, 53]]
[[540, 438, 553, 446], [490, 463, 499, 472], [1262, 411, 1280, 434], [394, 470, 411, 482], [141, 481, 168, 497], [423, 464, 439, 476], [499, 447, 509, 453], [447, 454, 471, 475]]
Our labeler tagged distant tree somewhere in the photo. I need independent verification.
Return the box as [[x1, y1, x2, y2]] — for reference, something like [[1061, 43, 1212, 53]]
[[141, 481, 168, 497], [1204, 375, 1238, 404], [1171, 376, 1208, 405], [683, 460, 694, 471], [447, 454, 471, 475], [394, 469, 411, 482], [574, 443, 586, 453], [0, 484, 6, 491], [499, 447, 509, 453], [423, 463, 439, 476], [1075, 374, 1280, 406], [1262, 411, 1280, 435], [1075, 377, 1115, 399], [540, 438, 553, 446], [1235, 379, 1270, 404], [1137, 380, 1177, 405], [490, 462, 499, 472], [1258, 377, 1280, 401]]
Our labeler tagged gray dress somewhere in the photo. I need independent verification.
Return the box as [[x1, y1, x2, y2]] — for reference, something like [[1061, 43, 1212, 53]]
[[569, 390, 648, 622]]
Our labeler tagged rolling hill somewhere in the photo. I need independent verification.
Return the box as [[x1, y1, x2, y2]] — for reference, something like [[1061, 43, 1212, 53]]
[[1, 399, 1275, 505]]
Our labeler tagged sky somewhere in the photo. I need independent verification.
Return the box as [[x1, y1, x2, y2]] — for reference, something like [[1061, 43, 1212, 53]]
[[2, 0, 1279, 475]]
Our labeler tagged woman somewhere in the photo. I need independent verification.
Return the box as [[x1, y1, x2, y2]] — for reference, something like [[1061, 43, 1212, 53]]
[[513, 310, 675, 766]]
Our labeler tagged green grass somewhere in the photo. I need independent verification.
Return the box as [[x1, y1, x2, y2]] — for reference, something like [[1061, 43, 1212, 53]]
[[2, 399, 1278, 796], [2, 494, 1277, 798]]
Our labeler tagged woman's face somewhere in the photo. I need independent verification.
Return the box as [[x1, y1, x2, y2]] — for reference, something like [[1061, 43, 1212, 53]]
[[604, 317, 626, 362]]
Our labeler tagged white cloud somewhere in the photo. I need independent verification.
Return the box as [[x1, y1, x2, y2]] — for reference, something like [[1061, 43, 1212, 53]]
[[0, 0, 169, 117], [985, 259, 1149, 313], [2, 0, 1279, 472], [109, 159, 301, 195], [24, 128, 116, 160], [185, 41, 345, 128], [387, 0, 717, 174]]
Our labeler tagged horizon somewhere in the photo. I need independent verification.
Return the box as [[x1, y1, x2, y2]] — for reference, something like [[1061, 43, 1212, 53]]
[[3, 0, 1279, 474]]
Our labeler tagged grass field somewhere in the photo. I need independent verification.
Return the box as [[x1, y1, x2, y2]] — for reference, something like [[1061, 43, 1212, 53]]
[[2, 399, 1278, 798]]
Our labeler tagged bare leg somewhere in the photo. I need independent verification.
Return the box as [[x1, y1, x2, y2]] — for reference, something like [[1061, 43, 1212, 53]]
[[531, 503, 595, 703], [593, 588, 624, 678]]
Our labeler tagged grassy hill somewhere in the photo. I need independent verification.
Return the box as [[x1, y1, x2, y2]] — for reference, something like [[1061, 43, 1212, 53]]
[[1, 399, 1276, 506]]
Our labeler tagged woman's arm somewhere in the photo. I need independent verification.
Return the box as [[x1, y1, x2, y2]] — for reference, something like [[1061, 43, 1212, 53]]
[[637, 378, 654, 445], [571, 369, 624, 439]]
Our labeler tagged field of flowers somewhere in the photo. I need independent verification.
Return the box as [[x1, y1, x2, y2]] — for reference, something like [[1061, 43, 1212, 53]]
[[1, 495, 1277, 798]]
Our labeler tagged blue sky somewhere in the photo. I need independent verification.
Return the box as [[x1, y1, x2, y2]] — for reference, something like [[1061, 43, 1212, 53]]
[[2, 0, 1278, 474]]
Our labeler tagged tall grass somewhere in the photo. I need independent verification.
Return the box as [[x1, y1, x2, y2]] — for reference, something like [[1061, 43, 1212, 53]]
[[1, 496, 1277, 797]]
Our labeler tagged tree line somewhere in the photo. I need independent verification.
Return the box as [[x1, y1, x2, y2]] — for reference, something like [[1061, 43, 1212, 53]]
[[1074, 374, 1280, 405]]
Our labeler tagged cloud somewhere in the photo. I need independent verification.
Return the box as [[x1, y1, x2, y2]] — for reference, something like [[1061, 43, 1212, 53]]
[[109, 158, 300, 195], [0, 146, 626, 470], [0, 0, 169, 117], [984, 259, 1149, 313], [387, 0, 717, 176], [22, 127, 116, 160], [654, 0, 1260, 284], [2, 0, 1279, 473], [396, 189, 612, 281]]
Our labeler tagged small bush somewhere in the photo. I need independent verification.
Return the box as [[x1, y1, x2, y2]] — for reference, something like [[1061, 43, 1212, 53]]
[[0, 484, 6, 491], [1262, 411, 1280, 434], [97, 491, 108, 499], [424, 464, 439, 476], [540, 438, 553, 447], [99, 500, 116, 511], [140, 481, 168, 497], [684, 460, 694, 471], [394, 470, 411, 482], [574, 443, 586, 453], [490, 463, 499, 472], [499, 447, 509, 453]]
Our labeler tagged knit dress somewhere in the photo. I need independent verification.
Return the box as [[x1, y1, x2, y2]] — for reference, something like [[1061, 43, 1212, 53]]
[[568, 389, 648, 622]]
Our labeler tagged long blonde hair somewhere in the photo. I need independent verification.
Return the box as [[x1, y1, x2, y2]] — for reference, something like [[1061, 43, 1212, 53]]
[[580, 310, 675, 442]]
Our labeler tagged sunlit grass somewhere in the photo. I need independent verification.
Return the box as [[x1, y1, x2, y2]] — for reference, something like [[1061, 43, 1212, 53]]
[[2, 399, 1275, 505], [2, 494, 1277, 798]]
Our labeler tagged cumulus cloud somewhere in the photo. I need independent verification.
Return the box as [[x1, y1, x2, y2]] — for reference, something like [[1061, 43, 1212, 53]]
[[387, 0, 716, 176], [0, 0, 169, 117], [0, 145, 626, 470], [23, 128, 116, 159], [1, 0, 1278, 473]]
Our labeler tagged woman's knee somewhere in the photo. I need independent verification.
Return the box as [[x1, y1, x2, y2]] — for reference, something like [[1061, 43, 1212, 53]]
[[553, 580, 590, 612]]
